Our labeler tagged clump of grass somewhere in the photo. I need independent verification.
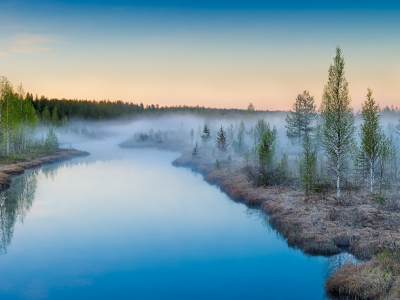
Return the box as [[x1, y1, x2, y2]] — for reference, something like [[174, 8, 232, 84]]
[[326, 248, 400, 299]]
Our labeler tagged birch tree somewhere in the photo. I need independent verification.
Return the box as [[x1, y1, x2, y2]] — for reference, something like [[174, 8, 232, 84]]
[[360, 88, 382, 192], [320, 47, 355, 197]]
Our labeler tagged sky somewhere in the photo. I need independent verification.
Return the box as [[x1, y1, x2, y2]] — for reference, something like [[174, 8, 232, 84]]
[[0, 0, 399, 111]]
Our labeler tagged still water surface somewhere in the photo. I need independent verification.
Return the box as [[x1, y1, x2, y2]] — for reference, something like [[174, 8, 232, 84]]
[[0, 140, 348, 299]]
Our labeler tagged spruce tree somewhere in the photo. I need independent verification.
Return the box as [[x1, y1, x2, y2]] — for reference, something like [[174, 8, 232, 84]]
[[192, 141, 199, 158], [42, 106, 51, 126], [201, 124, 211, 145], [52, 106, 60, 126], [285, 90, 317, 146], [216, 125, 228, 156], [360, 88, 382, 192], [320, 46, 355, 197]]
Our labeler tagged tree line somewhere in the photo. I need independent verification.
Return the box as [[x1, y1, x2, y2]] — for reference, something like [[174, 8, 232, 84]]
[[32, 96, 275, 121]]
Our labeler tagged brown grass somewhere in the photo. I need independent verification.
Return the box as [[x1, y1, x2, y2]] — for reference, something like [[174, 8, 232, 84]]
[[326, 249, 400, 299], [149, 148, 400, 299]]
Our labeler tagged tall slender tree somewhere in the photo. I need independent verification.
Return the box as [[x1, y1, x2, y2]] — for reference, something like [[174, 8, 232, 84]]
[[201, 124, 211, 145], [300, 135, 317, 197], [320, 46, 355, 197], [216, 125, 228, 156], [285, 90, 317, 146], [360, 88, 382, 192]]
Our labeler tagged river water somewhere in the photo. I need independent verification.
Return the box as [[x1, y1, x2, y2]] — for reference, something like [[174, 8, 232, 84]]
[[0, 139, 351, 299]]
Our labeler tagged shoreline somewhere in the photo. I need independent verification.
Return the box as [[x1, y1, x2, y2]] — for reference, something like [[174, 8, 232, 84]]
[[170, 151, 400, 299], [0, 149, 90, 192]]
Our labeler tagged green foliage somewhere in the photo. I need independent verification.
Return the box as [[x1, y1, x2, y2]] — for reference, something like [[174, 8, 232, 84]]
[[216, 125, 228, 156], [0, 77, 38, 156], [320, 46, 355, 197], [255, 123, 277, 169], [191, 141, 199, 158], [373, 190, 387, 204], [42, 106, 51, 125], [300, 135, 317, 196], [52, 106, 60, 126], [277, 153, 289, 179], [44, 128, 59, 152], [201, 124, 211, 145], [245, 122, 285, 186], [360, 88, 382, 192], [285, 90, 317, 146]]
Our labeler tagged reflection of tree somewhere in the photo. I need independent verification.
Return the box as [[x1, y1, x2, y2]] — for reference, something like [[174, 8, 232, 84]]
[[41, 165, 58, 181], [0, 170, 38, 254], [323, 252, 358, 280]]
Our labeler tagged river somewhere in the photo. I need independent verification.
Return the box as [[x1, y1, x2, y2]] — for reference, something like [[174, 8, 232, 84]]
[[0, 138, 352, 299]]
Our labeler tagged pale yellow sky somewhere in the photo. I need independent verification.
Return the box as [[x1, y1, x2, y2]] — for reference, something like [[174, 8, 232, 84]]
[[1, 7, 399, 111]]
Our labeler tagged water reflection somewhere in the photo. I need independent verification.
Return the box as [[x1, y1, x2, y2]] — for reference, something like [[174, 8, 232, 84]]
[[0, 147, 358, 300], [0, 170, 38, 254]]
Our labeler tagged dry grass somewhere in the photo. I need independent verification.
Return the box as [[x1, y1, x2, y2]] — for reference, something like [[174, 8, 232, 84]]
[[327, 249, 400, 299], [165, 150, 400, 299]]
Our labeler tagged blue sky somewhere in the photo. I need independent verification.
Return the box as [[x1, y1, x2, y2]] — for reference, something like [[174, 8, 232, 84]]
[[0, 0, 399, 110]]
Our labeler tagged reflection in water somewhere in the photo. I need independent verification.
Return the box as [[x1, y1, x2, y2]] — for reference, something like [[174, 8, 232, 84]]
[[0, 159, 83, 255], [0, 147, 358, 300], [0, 170, 38, 254]]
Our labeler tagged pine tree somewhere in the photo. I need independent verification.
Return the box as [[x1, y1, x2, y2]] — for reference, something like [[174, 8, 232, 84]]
[[216, 125, 228, 156], [300, 135, 317, 197], [320, 46, 355, 198], [360, 88, 382, 192], [285, 90, 317, 146], [192, 141, 199, 158], [201, 124, 211, 145]]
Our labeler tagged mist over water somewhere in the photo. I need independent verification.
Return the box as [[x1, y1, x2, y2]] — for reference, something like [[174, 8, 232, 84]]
[[0, 122, 358, 299]]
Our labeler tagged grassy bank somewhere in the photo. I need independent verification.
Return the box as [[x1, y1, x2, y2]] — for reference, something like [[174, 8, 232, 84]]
[[0, 149, 89, 192], [171, 151, 400, 299], [120, 137, 400, 299]]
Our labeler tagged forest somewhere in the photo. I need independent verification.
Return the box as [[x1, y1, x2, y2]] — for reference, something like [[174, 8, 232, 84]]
[[31, 96, 274, 120]]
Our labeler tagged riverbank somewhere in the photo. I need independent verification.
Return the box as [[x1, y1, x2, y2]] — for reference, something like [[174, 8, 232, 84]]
[[171, 151, 400, 299], [0, 149, 89, 192], [120, 139, 400, 299]]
